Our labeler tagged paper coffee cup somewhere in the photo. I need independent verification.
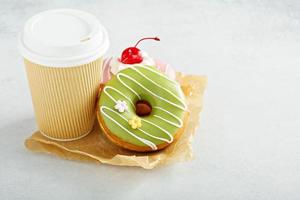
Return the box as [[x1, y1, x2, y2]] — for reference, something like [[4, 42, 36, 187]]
[[19, 9, 109, 141]]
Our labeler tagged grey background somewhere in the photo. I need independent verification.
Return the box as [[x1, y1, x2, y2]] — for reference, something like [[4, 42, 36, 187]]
[[0, 0, 299, 199]]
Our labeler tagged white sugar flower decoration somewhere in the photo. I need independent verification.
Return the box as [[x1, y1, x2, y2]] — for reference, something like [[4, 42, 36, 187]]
[[114, 100, 128, 113]]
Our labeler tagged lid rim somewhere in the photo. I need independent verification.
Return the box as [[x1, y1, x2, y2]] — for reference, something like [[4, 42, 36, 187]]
[[19, 9, 109, 67], [19, 32, 109, 67]]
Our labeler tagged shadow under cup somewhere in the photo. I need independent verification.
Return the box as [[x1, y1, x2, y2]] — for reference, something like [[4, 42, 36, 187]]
[[24, 58, 103, 141]]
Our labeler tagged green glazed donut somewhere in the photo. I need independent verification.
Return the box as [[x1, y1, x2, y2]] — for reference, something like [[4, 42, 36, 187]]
[[97, 64, 187, 152]]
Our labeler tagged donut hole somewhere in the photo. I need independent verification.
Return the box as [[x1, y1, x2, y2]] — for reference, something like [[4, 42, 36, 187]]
[[135, 100, 152, 117]]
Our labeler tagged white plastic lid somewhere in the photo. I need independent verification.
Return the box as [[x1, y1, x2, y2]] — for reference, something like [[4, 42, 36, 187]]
[[19, 9, 109, 67]]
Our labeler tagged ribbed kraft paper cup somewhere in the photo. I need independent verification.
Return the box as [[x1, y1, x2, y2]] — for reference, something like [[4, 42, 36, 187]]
[[24, 59, 103, 140], [19, 9, 109, 141]]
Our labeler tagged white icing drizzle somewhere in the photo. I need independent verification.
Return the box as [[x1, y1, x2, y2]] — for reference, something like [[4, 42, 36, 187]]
[[141, 119, 173, 143], [130, 66, 183, 101], [117, 73, 186, 110], [117, 74, 141, 100], [101, 106, 157, 150], [103, 87, 183, 128], [137, 129, 171, 143], [153, 106, 183, 128], [100, 65, 187, 149], [103, 86, 135, 108], [134, 64, 178, 84], [101, 106, 177, 150], [134, 65, 185, 100]]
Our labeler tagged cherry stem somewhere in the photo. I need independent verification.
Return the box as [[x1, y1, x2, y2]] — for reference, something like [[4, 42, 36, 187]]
[[134, 37, 160, 47]]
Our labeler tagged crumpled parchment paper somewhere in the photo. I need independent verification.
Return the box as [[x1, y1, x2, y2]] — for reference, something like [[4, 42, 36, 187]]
[[25, 73, 207, 169]]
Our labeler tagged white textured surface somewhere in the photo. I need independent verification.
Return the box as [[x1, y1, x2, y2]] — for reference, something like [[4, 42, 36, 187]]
[[0, 0, 299, 199]]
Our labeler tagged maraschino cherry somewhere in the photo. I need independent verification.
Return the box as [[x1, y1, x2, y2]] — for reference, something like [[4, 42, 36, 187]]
[[120, 37, 160, 64]]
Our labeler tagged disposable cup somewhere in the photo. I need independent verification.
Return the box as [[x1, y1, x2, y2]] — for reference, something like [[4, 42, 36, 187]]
[[19, 9, 109, 141]]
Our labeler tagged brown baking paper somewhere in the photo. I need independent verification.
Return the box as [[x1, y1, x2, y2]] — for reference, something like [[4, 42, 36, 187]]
[[25, 73, 207, 169]]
